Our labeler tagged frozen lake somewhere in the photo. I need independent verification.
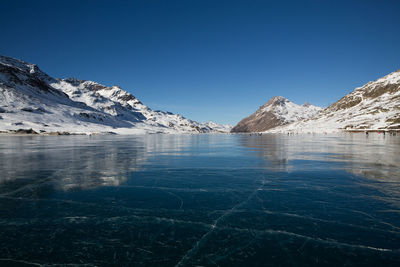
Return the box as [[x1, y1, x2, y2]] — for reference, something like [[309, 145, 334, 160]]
[[0, 133, 400, 266]]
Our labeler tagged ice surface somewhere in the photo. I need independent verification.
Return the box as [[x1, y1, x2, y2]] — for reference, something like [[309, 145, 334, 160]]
[[0, 134, 399, 266]]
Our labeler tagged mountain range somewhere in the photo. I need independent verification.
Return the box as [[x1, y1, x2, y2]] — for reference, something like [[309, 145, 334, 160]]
[[267, 69, 400, 133], [231, 69, 400, 133], [1, 54, 399, 135], [0, 55, 231, 134]]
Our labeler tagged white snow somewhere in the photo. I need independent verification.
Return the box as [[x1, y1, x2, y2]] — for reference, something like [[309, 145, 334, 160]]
[[0, 55, 231, 135], [259, 96, 322, 123], [267, 70, 400, 133], [3, 54, 397, 135]]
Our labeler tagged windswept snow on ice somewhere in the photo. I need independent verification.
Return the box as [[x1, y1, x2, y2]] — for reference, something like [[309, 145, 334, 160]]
[[268, 70, 400, 133], [0, 55, 231, 134]]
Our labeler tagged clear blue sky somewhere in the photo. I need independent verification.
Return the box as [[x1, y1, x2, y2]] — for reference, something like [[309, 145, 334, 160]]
[[1, 0, 399, 125]]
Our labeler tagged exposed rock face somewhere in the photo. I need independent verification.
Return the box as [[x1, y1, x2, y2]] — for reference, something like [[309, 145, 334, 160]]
[[231, 96, 322, 133], [269, 69, 400, 133], [0, 55, 231, 134], [0, 57, 66, 97]]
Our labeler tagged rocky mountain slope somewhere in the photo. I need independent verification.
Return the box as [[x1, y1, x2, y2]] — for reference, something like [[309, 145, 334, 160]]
[[0, 55, 231, 134], [231, 96, 322, 132], [268, 69, 400, 133]]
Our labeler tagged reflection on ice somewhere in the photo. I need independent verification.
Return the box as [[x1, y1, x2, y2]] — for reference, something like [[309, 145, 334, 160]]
[[0, 135, 205, 192], [0, 136, 147, 191], [239, 133, 400, 182], [239, 133, 400, 210]]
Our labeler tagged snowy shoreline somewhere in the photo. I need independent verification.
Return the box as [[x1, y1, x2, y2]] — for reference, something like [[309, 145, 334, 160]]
[[0, 128, 232, 136], [2, 128, 399, 137]]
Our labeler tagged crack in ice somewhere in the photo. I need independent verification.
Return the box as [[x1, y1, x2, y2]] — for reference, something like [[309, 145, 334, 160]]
[[174, 177, 266, 267]]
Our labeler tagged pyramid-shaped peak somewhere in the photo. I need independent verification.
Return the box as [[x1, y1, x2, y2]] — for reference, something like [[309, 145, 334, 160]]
[[270, 96, 288, 101], [265, 96, 290, 106]]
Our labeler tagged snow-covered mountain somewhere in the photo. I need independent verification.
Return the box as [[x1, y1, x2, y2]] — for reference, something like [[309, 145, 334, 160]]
[[269, 69, 400, 133], [0, 55, 231, 134], [231, 96, 322, 132]]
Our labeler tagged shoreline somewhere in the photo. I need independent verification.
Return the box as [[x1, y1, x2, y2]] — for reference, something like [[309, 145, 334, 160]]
[[1, 128, 399, 136]]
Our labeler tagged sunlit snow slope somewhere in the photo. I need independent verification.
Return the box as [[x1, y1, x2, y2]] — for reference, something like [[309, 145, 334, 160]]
[[0, 55, 231, 134], [268, 70, 400, 133]]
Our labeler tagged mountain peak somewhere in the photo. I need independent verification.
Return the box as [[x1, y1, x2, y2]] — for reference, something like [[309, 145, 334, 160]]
[[376, 69, 400, 85], [0, 55, 52, 82], [62, 78, 109, 91], [231, 97, 322, 133], [0, 54, 29, 67], [267, 96, 288, 103], [261, 96, 290, 110], [270, 96, 287, 100]]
